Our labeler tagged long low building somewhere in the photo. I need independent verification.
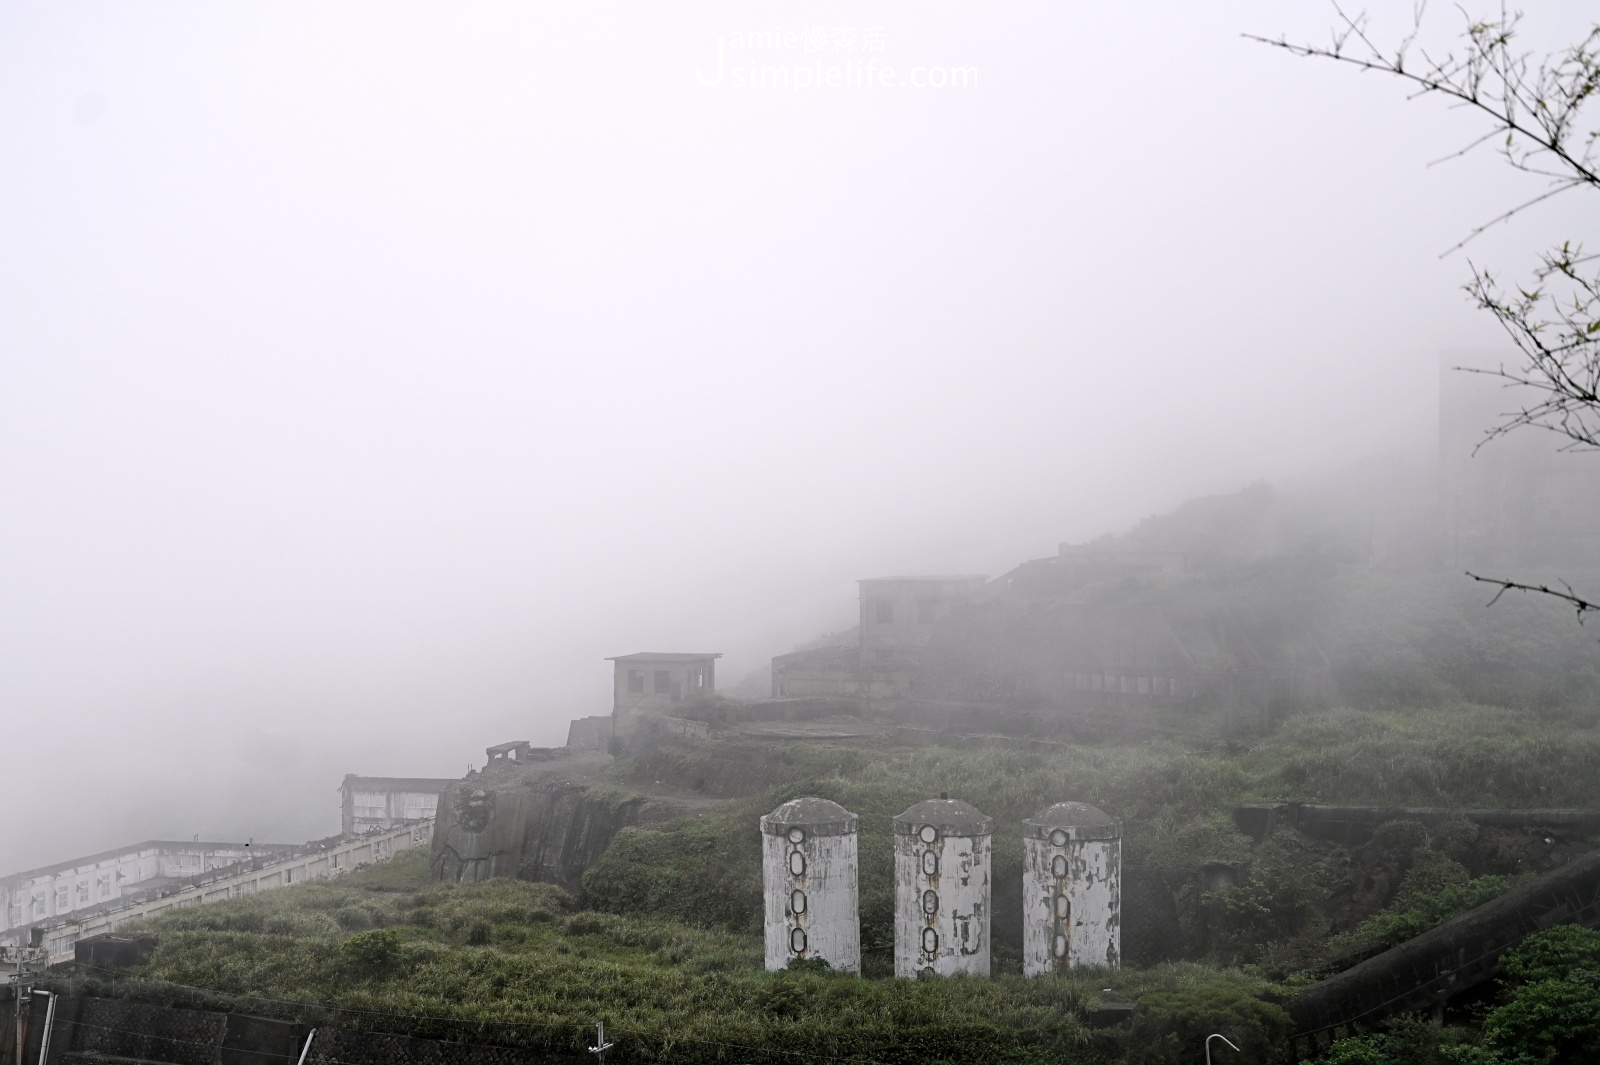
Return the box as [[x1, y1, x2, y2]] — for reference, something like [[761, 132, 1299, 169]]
[[2, 820, 433, 965], [1, 839, 301, 945]]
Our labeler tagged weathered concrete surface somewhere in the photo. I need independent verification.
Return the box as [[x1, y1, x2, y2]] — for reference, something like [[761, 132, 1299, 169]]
[[430, 779, 644, 888], [1290, 847, 1600, 1051], [893, 799, 992, 978], [1022, 802, 1121, 975], [761, 798, 860, 973]]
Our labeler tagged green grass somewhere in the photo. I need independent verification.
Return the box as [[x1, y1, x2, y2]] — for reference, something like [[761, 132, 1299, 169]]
[[92, 700, 1600, 1063], [105, 873, 1292, 1065]]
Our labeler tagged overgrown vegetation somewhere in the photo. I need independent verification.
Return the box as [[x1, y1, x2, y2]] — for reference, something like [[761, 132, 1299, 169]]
[[77, 695, 1600, 1063], [1311, 926, 1600, 1064], [96, 856, 1292, 1065]]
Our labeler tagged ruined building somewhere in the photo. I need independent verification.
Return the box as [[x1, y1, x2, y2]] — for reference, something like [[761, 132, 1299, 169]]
[[766, 531, 1333, 735], [340, 775, 457, 836], [771, 576, 986, 699], [607, 651, 720, 744]]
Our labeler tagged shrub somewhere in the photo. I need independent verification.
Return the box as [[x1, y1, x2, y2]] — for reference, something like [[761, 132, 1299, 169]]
[[340, 929, 402, 975], [1357, 875, 1510, 952], [1500, 925, 1600, 985], [1124, 982, 1291, 1064], [1482, 969, 1600, 1062]]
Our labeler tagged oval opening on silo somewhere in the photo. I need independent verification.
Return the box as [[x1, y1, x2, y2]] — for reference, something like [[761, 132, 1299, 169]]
[[1053, 933, 1068, 958], [791, 889, 807, 914], [790, 927, 807, 954], [918, 824, 937, 844], [789, 850, 806, 877], [921, 850, 938, 876], [922, 889, 938, 914], [1054, 894, 1070, 919], [1051, 854, 1068, 878], [787, 827, 805, 844], [1050, 828, 1068, 847], [921, 927, 939, 954]]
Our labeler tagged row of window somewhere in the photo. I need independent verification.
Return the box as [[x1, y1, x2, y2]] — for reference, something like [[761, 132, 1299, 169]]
[[624, 668, 710, 695], [869, 600, 941, 625], [1067, 672, 1180, 696]]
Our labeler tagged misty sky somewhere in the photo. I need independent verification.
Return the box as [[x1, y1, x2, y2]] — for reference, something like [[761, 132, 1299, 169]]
[[3, 1, 1597, 873]]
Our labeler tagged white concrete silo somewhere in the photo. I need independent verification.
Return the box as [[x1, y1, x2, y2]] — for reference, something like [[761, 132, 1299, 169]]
[[760, 797, 860, 973], [893, 799, 992, 978], [1022, 802, 1121, 975]]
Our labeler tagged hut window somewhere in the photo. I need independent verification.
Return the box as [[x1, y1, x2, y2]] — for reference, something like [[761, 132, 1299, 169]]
[[922, 889, 939, 914], [1051, 855, 1068, 878], [1054, 894, 1070, 919], [789, 851, 806, 877], [790, 927, 807, 954], [918, 824, 937, 844], [1050, 828, 1068, 847], [787, 827, 805, 844], [921, 928, 939, 954], [790, 889, 806, 914], [921, 850, 938, 876], [1053, 933, 1068, 958]]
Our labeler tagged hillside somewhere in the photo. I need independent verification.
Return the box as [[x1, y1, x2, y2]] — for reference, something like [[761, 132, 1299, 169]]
[[56, 697, 1596, 1065]]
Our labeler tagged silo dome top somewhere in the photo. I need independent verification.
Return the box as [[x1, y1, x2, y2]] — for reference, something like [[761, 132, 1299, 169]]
[[760, 797, 858, 837], [893, 798, 993, 836], [1024, 802, 1121, 842]]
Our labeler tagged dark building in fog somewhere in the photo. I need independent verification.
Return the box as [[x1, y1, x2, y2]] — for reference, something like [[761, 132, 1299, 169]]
[[770, 544, 1331, 728], [608, 651, 720, 742], [771, 576, 987, 699]]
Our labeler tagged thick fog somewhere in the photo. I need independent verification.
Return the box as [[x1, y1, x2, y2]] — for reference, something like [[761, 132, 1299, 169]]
[[3, 1, 1596, 872]]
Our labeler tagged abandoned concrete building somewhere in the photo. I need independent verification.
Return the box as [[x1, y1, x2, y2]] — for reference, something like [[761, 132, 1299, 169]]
[[607, 651, 720, 743], [770, 576, 987, 700], [0, 839, 299, 951], [339, 775, 456, 836], [766, 547, 1332, 734]]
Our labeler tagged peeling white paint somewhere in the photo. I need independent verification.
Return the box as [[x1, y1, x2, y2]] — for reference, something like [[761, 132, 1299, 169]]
[[761, 799, 860, 973], [1022, 803, 1121, 975], [893, 799, 992, 978]]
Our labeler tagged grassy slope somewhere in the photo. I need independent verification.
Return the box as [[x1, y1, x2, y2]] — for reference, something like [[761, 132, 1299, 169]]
[[97, 701, 1600, 1064], [112, 850, 1287, 1065], [586, 704, 1600, 965]]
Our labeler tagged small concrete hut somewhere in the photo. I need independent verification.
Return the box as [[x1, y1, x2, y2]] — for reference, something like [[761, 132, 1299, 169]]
[[893, 798, 992, 978], [760, 797, 861, 973], [1022, 802, 1122, 975]]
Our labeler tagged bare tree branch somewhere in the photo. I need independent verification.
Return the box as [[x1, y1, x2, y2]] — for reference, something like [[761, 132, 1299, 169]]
[[1255, 7, 1600, 621], [1468, 572, 1600, 625]]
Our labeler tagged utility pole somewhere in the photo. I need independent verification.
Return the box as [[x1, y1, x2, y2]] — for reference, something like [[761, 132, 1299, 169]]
[[4, 941, 45, 1065]]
